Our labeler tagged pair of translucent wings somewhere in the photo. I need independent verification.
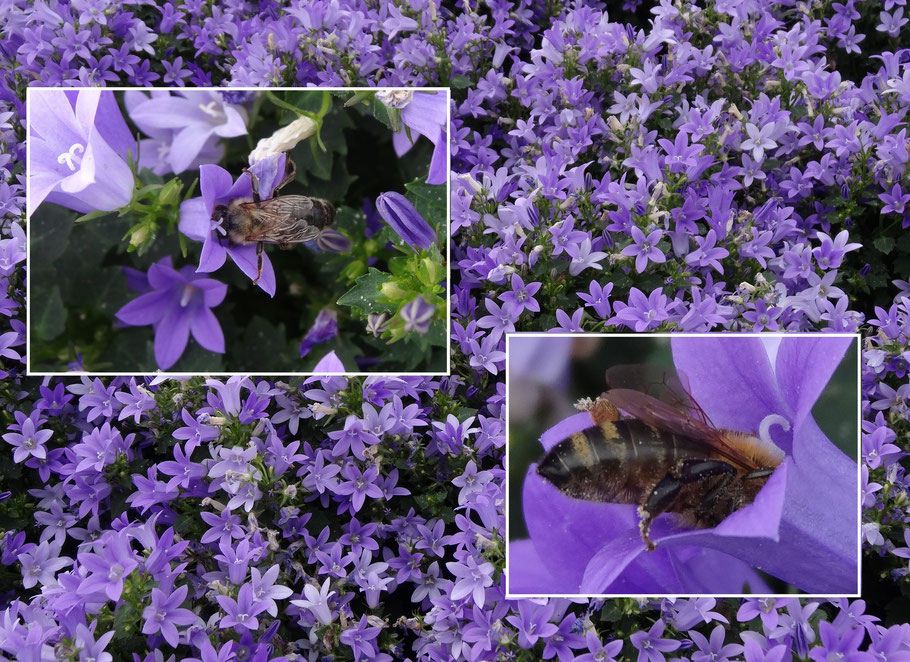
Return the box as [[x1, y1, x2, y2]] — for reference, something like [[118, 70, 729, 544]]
[[602, 365, 765, 471]]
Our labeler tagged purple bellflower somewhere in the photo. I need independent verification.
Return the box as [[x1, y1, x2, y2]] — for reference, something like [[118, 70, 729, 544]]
[[125, 89, 247, 174], [115, 257, 227, 370], [28, 89, 136, 215], [379, 90, 448, 185], [510, 336, 858, 594]]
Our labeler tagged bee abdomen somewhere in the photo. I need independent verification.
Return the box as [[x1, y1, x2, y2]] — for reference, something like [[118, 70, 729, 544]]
[[536, 424, 630, 503], [309, 199, 335, 228]]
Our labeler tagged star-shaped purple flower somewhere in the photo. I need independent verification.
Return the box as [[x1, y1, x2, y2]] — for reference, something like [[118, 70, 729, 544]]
[[115, 257, 227, 370]]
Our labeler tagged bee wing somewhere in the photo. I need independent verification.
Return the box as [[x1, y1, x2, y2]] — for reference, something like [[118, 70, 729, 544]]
[[245, 197, 325, 244], [604, 373, 760, 470]]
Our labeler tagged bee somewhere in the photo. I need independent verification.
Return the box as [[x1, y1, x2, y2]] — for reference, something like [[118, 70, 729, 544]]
[[212, 155, 336, 282], [536, 365, 784, 551]]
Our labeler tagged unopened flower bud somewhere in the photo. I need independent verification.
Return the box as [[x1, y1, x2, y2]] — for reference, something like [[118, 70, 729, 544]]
[[376, 191, 437, 250], [249, 116, 317, 165]]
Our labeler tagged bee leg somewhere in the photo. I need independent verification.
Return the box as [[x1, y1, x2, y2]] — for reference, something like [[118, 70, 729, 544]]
[[253, 242, 264, 284], [743, 467, 775, 480], [575, 393, 621, 425], [242, 167, 261, 203], [639, 460, 737, 551]]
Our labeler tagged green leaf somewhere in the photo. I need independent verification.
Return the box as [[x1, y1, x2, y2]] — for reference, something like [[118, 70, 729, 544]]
[[370, 97, 403, 133], [230, 316, 294, 372], [337, 268, 395, 314], [74, 209, 114, 223], [449, 74, 472, 89], [874, 236, 895, 255], [33, 285, 66, 341], [344, 90, 375, 107], [30, 204, 74, 264], [404, 180, 446, 235]]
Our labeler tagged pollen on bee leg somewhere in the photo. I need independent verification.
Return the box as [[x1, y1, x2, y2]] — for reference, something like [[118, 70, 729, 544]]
[[637, 506, 657, 552], [576, 395, 621, 425]]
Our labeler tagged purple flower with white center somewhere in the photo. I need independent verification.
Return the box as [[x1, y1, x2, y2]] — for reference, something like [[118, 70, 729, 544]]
[[73, 422, 133, 474], [741, 122, 778, 161], [376, 191, 437, 251], [334, 463, 383, 513], [808, 621, 875, 662], [339, 615, 383, 662], [3, 416, 52, 463], [216, 582, 267, 631], [685, 229, 728, 273], [201, 507, 244, 548], [400, 295, 436, 334], [19, 539, 72, 589], [566, 236, 608, 276], [578, 281, 614, 319], [689, 625, 743, 662], [114, 381, 155, 423], [512, 336, 858, 594], [879, 183, 910, 217], [291, 577, 335, 625], [71, 624, 115, 662], [499, 274, 541, 314], [576, 632, 624, 662], [28, 89, 135, 215], [630, 621, 683, 662], [78, 531, 138, 600], [476, 298, 518, 341], [505, 600, 559, 648], [446, 553, 494, 609], [301, 450, 342, 494], [622, 226, 667, 273], [299, 308, 339, 358], [115, 257, 227, 370], [738, 598, 788, 630], [328, 415, 381, 460], [178, 164, 276, 296], [468, 335, 506, 375], [608, 287, 671, 331], [126, 90, 247, 174], [173, 408, 220, 455]]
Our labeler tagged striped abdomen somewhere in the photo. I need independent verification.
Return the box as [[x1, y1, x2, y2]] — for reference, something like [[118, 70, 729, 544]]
[[536, 419, 720, 506]]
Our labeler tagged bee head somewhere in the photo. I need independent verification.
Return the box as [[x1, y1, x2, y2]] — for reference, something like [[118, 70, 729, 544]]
[[212, 204, 229, 225], [536, 449, 571, 487]]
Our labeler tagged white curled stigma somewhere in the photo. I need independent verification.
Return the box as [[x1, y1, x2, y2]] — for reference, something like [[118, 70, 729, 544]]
[[759, 413, 791, 446], [57, 143, 85, 171]]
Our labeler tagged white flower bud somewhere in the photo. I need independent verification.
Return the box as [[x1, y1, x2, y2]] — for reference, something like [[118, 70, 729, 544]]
[[248, 115, 317, 165]]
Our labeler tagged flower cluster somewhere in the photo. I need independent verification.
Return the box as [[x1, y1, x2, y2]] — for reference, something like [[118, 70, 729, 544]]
[[0, 0, 908, 660]]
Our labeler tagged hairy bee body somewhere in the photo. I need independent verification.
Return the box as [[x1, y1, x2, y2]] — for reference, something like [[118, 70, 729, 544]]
[[537, 420, 773, 530], [214, 195, 336, 248], [535, 365, 785, 550]]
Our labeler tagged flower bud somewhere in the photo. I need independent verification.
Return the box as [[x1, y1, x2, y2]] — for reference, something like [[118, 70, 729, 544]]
[[249, 115, 317, 165], [316, 228, 352, 253], [375, 191, 437, 250], [380, 281, 408, 301], [399, 296, 435, 334]]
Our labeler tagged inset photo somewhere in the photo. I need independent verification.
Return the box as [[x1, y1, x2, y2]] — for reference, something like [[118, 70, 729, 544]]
[[27, 88, 449, 374], [506, 333, 860, 597]]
